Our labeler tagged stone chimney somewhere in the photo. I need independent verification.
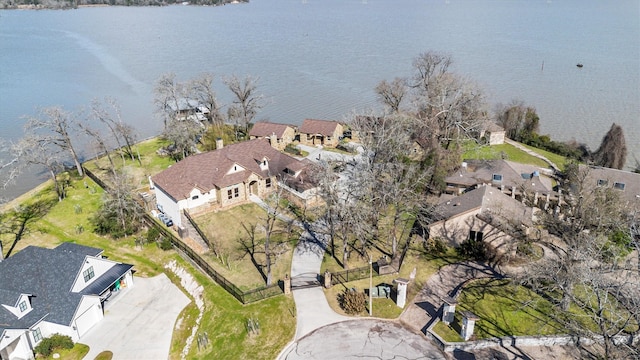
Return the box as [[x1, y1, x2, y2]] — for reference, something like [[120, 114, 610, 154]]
[[216, 138, 224, 150]]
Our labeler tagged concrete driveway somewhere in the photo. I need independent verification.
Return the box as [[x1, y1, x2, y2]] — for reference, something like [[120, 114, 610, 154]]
[[80, 274, 190, 360], [279, 319, 446, 360]]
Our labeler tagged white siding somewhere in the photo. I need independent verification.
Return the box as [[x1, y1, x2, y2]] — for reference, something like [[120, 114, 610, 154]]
[[155, 186, 182, 227], [71, 257, 118, 293], [0, 330, 33, 360], [37, 320, 78, 342], [73, 297, 103, 338]]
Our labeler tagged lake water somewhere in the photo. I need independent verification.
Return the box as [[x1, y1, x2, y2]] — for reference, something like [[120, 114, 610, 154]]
[[1, 0, 639, 200]]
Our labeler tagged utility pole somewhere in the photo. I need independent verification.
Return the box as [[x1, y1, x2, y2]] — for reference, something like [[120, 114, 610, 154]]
[[369, 254, 373, 316]]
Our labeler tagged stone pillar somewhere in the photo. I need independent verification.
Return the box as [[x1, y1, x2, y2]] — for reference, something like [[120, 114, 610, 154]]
[[511, 186, 517, 198], [545, 193, 550, 210], [460, 311, 480, 341], [394, 278, 410, 308], [533, 191, 539, 205], [284, 274, 291, 295], [324, 270, 332, 288], [500, 184, 505, 193], [442, 296, 457, 325]]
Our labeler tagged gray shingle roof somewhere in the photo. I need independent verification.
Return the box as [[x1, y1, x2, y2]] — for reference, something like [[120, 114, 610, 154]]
[[0, 244, 132, 334], [433, 185, 533, 226], [55, 242, 103, 257], [446, 160, 553, 195]]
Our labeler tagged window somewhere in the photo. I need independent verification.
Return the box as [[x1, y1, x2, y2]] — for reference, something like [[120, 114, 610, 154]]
[[234, 187, 239, 198], [469, 230, 484, 242], [191, 195, 199, 200], [19, 300, 27, 312], [597, 179, 608, 187], [614, 182, 625, 190], [83, 266, 95, 282], [227, 189, 233, 200], [492, 174, 503, 182], [32, 328, 42, 343], [266, 178, 272, 188]]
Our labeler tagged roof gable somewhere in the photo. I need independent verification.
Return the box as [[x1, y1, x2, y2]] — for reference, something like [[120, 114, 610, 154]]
[[299, 119, 341, 136], [249, 122, 293, 138], [152, 139, 312, 201]]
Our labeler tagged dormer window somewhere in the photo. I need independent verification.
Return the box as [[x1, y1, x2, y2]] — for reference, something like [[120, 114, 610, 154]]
[[19, 300, 27, 312], [597, 179, 608, 187], [492, 174, 503, 182], [83, 266, 95, 282], [614, 182, 625, 191]]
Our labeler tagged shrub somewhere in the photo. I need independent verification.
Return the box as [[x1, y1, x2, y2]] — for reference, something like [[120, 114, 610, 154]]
[[34, 334, 73, 357], [284, 144, 302, 156], [424, 237, 448, 255], [157, 236, 173, 251], [338, 288, 367, 315], [456, 239, 491, 261]]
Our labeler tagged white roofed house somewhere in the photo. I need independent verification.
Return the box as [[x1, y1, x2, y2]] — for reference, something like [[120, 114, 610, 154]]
[[0, 243, 134, 360], [150, 138, 318, 228]]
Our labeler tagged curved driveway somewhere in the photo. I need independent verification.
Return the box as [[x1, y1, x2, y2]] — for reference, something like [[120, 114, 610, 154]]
[[280, 319, 446, 360]]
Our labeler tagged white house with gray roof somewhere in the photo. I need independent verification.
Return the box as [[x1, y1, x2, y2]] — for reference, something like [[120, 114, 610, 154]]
[[0, 243, 133, 360]]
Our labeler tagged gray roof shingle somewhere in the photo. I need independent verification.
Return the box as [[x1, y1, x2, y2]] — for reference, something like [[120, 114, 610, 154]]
[[0, 244, 133, 334]]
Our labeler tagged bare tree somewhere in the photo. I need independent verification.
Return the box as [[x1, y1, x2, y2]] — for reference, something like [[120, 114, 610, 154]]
[[154, 73, 183, 129], [375, 77, 408, 114], [12, 136, 67, 201], [91, 168, 143, 238], [224, 75, 264, 138], [592, 123, 627, 170], [0, 139, 20, 192], [24, 106, 84, 177], [188, 73, 225, 126], [162, 117, 204, 161], [518, 165, 639, 359], [238, 188, 296, 285], [94, 99, 138, 162]]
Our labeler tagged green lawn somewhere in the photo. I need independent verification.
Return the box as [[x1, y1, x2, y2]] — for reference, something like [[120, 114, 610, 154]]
[[520, 143, 569, 171], [193, 203, 297, 289], [456, 279, 565, 339], [169, 255, 296, 360], [3, 176, 295, 360], [463, 143, 553, 169], [322, 244, 442, 319]]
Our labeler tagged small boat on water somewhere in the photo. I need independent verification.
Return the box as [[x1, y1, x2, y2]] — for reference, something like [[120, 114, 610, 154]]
[[576, 63, 584, 68]]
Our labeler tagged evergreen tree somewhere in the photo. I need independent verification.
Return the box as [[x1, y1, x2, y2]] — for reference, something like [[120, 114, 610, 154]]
[[592, 123, 627, 170]]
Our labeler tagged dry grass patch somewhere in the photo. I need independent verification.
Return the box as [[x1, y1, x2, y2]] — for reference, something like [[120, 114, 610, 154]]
[[193, 203, 297, 289]]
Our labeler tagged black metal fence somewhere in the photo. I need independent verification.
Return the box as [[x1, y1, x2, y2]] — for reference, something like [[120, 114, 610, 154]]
[[143, 212, 283, 304], [183, 210, 212, 249], [85, 166, 283, 304], [330, 265, 374, 286]]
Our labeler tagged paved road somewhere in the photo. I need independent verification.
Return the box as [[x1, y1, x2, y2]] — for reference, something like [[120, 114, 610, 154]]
[[80, 274, 190, 360], [289, 228, 350, 340], [279, 319, 446, 360]]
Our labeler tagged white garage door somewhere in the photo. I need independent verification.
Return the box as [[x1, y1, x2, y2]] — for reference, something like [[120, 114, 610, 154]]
[[75, 304, 102, 338]]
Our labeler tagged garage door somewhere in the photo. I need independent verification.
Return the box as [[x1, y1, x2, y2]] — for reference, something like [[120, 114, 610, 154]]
[[75, 304, 102, 338]]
